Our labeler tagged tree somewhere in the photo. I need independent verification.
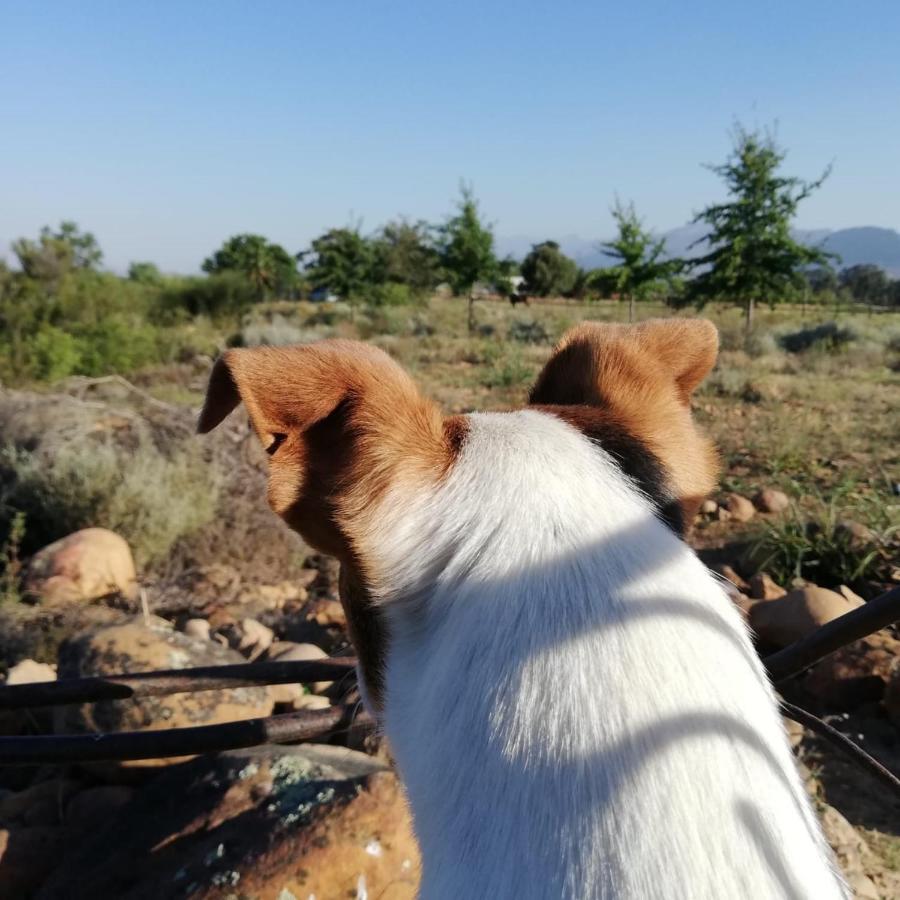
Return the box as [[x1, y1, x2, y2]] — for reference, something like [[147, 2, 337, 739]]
[[889, 279, 900, 309], [436, 185, 498, 331], [806, 266, 839, 295], [520, 241, 578, 297], [839, 264, 889, 306], [602, 200, 677, 322], [12, 221, 102, 284], [303, 227, 376, 308], [128, 261, 163, 285], [202, 234, 297, 300], [685, 126, 832, 331], [372, 219, 439, 299]]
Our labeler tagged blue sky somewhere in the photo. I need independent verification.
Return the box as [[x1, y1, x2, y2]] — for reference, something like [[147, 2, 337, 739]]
[[2, 1, 898, 273]]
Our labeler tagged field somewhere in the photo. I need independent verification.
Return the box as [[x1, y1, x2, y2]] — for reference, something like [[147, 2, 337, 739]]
[[1, 295, 899, 897]]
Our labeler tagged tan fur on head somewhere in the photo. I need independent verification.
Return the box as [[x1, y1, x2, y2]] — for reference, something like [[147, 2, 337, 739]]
[[198, 340, 463, 708], [529, 318, 720, 524]]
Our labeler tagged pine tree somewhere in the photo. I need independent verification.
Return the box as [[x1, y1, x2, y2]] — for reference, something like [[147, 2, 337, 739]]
[[602, 200, 676, 322], [437, 185, 498, 332], [686, 127, 832, 332]]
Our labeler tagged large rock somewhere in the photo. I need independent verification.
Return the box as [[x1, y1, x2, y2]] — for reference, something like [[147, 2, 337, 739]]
[[268, 641, 333, 694], [749, 585, 862, 648], [753, 488, 790, 514], [5, 659, 56, 686], [55, 617, 273, 769], [835, 520, 877, 551], [23, 529, 137, 605], [804, 631, 900, 709], [748, 572, 787, 601], [35, 745, 420, 900], [725, 493, 756, 523]]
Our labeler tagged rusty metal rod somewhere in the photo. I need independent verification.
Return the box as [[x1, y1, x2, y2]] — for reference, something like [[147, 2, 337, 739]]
[[779, 700, 900, 800], [0, 588, 897, 770], [765, 586, 900, 683], [0, 658, 358, 710], [0, 703, 373, 765]]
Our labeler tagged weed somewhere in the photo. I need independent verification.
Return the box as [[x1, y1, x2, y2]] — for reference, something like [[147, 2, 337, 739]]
[[507, 319, 550, 345], [0, 512, 26, 604], [482, 348, 534, 389], [749, 493, 898, 594], [238, 314, 313, 347], [1, 439, 221, 569]]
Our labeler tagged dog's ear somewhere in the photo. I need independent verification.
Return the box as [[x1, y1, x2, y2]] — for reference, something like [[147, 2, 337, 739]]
[[197, 340, 449, 531], [530, 318, 718, 409], [633, 318, 719, 403], [529, 318, 719, 530], [198, 345, 347, 451]]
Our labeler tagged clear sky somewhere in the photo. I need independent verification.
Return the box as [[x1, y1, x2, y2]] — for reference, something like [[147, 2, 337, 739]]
[[2, 1, 898, 273]]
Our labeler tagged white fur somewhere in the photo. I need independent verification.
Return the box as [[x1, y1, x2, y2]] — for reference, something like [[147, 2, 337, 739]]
[[365, 410, 845, 899]]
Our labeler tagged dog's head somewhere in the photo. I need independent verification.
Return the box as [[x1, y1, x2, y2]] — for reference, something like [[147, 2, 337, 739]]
[[198, 319, 719, 708]]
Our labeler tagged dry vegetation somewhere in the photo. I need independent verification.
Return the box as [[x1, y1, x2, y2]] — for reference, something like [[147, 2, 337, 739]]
[[0, 295, 898, 896]]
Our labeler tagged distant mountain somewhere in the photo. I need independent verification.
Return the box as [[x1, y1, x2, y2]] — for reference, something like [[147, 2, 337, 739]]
[[497, 226, 900, 276], [816, 227, 900, 274]]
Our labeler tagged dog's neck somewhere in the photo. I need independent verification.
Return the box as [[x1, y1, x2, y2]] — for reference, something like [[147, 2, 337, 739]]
[[362, 411, 843, 899]]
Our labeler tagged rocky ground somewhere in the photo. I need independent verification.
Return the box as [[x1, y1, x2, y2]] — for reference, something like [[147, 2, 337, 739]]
[[0, 489, 896, 898], [0, 304, 898, 898]]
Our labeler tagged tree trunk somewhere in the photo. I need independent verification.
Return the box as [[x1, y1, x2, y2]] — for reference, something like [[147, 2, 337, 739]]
[[628, 294, 635, 323], [745, 297, 755, 334], [467, 293, 476, 334]]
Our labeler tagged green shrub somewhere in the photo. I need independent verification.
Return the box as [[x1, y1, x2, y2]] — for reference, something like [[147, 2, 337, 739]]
[[357, 305, 410, 338], [1, 439, 221, 568], [702, 368, 763, 403], [507, 319, 550, 345], [743, 330, 779, 358], [0, 512, 26, 604], [778, 321, 857, 354], [75, 317, 161, 376], [29, 325, 83, 380], [238, 314, 313, 347], [482, 348, 534, 389], [749, 496, 898, 595], [369, 282, 416, 307], [156, 273, 257, 323]]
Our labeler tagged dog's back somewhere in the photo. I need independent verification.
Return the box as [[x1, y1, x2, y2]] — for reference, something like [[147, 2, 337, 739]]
[[382, 410, 844, 899]]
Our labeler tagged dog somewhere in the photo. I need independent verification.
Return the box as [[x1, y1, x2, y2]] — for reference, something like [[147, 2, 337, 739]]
[[199, 319, 845, 899]]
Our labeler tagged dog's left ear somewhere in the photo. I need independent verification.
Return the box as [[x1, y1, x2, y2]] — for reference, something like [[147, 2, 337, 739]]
[[530, 318, 718, 410], [530, 318, 720, 530], [633, 318, 719, 404]]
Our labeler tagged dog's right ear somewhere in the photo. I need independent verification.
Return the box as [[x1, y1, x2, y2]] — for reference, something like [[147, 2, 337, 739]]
[[197, 351, 242, 433], [197, 340, 451, 526], [198, 346, 353, 452]]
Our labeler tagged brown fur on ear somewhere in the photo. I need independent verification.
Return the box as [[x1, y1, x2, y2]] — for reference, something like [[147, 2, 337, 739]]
[[529, 318, 720, 527], [635, 318, 719, 404], [197, 353, 243, 435], [197, 340, 465, 710]]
